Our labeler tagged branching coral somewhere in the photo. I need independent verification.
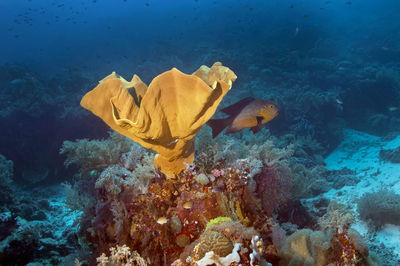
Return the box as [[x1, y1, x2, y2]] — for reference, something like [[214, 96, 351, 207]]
[[95, 165, 146, 198], [253, 165, 292, 216], [289, 164, 329, 199], [96, 244, 147, 266], [95, 165, 132, 196], [358, 189, 400, 228], [318, 201, 354, 232], [291, 135, 324, 162], [110, 200, 130, 244], [62, 182, 94, 212], [59, 132, 132, 174], [93, 150, 154, 200], [253, 140, 295, 167]]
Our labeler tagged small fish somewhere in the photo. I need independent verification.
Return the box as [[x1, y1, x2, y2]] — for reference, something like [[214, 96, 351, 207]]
[[183, 201, 194, 210], [388, 107, 398, 112], [207, 97, 279, 138], [157, 217, 168, 225], [336, 98, 343, 105], [89, 169, 97, 176]]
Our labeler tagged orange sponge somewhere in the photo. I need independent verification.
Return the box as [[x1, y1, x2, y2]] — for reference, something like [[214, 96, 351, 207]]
[[81, 62, 236, 178]]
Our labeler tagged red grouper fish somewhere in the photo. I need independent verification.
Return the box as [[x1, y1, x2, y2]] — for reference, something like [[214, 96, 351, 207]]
[[206, 97, 279, 138]]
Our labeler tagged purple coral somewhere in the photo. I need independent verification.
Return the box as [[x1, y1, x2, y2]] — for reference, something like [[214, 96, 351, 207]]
[[253, 165, 292, 216]]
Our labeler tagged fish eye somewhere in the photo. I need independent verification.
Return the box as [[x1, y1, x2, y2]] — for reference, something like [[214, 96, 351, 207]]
[[268, 104, 274, 109]]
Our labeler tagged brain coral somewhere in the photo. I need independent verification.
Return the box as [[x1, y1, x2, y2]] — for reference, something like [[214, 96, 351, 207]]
[[193, 230, 234, 261], [81, 62, 236, 178]]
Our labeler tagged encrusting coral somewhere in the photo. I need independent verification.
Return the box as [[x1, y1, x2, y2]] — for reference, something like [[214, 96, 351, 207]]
[[80, 62, 236, 178]]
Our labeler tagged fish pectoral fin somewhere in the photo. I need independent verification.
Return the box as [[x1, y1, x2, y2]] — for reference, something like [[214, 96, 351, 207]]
[[250, 116, 264, 134], [250, 125, 262, 134]]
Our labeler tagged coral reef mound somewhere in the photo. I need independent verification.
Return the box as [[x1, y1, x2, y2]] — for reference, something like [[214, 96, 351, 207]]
[[80, 62, 236, 178]]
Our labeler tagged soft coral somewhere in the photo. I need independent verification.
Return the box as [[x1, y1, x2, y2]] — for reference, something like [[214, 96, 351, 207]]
[[253, 165, 292, 216]]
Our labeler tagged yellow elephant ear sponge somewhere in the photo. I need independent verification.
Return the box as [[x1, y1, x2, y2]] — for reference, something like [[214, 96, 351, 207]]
[[80, 62, 236, 178]]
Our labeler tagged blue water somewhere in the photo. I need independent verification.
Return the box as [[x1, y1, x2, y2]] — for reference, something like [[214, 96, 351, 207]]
[[1, 0, 400, 265], [2, 1, 399, 74]]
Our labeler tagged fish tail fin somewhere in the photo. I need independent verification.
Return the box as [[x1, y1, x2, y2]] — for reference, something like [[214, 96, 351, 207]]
[[206, 118, 231, 138]]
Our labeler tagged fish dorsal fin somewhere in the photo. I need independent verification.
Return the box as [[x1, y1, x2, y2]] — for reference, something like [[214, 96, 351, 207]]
[[221, 97, 255, 116]]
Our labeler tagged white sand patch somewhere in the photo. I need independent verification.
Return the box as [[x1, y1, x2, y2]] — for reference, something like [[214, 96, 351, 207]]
[[323, 129, 400, 258], [47, 187, 83, 239]]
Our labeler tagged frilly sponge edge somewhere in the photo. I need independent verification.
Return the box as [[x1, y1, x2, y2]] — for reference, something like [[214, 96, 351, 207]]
[[80, 62, 237, 178]]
